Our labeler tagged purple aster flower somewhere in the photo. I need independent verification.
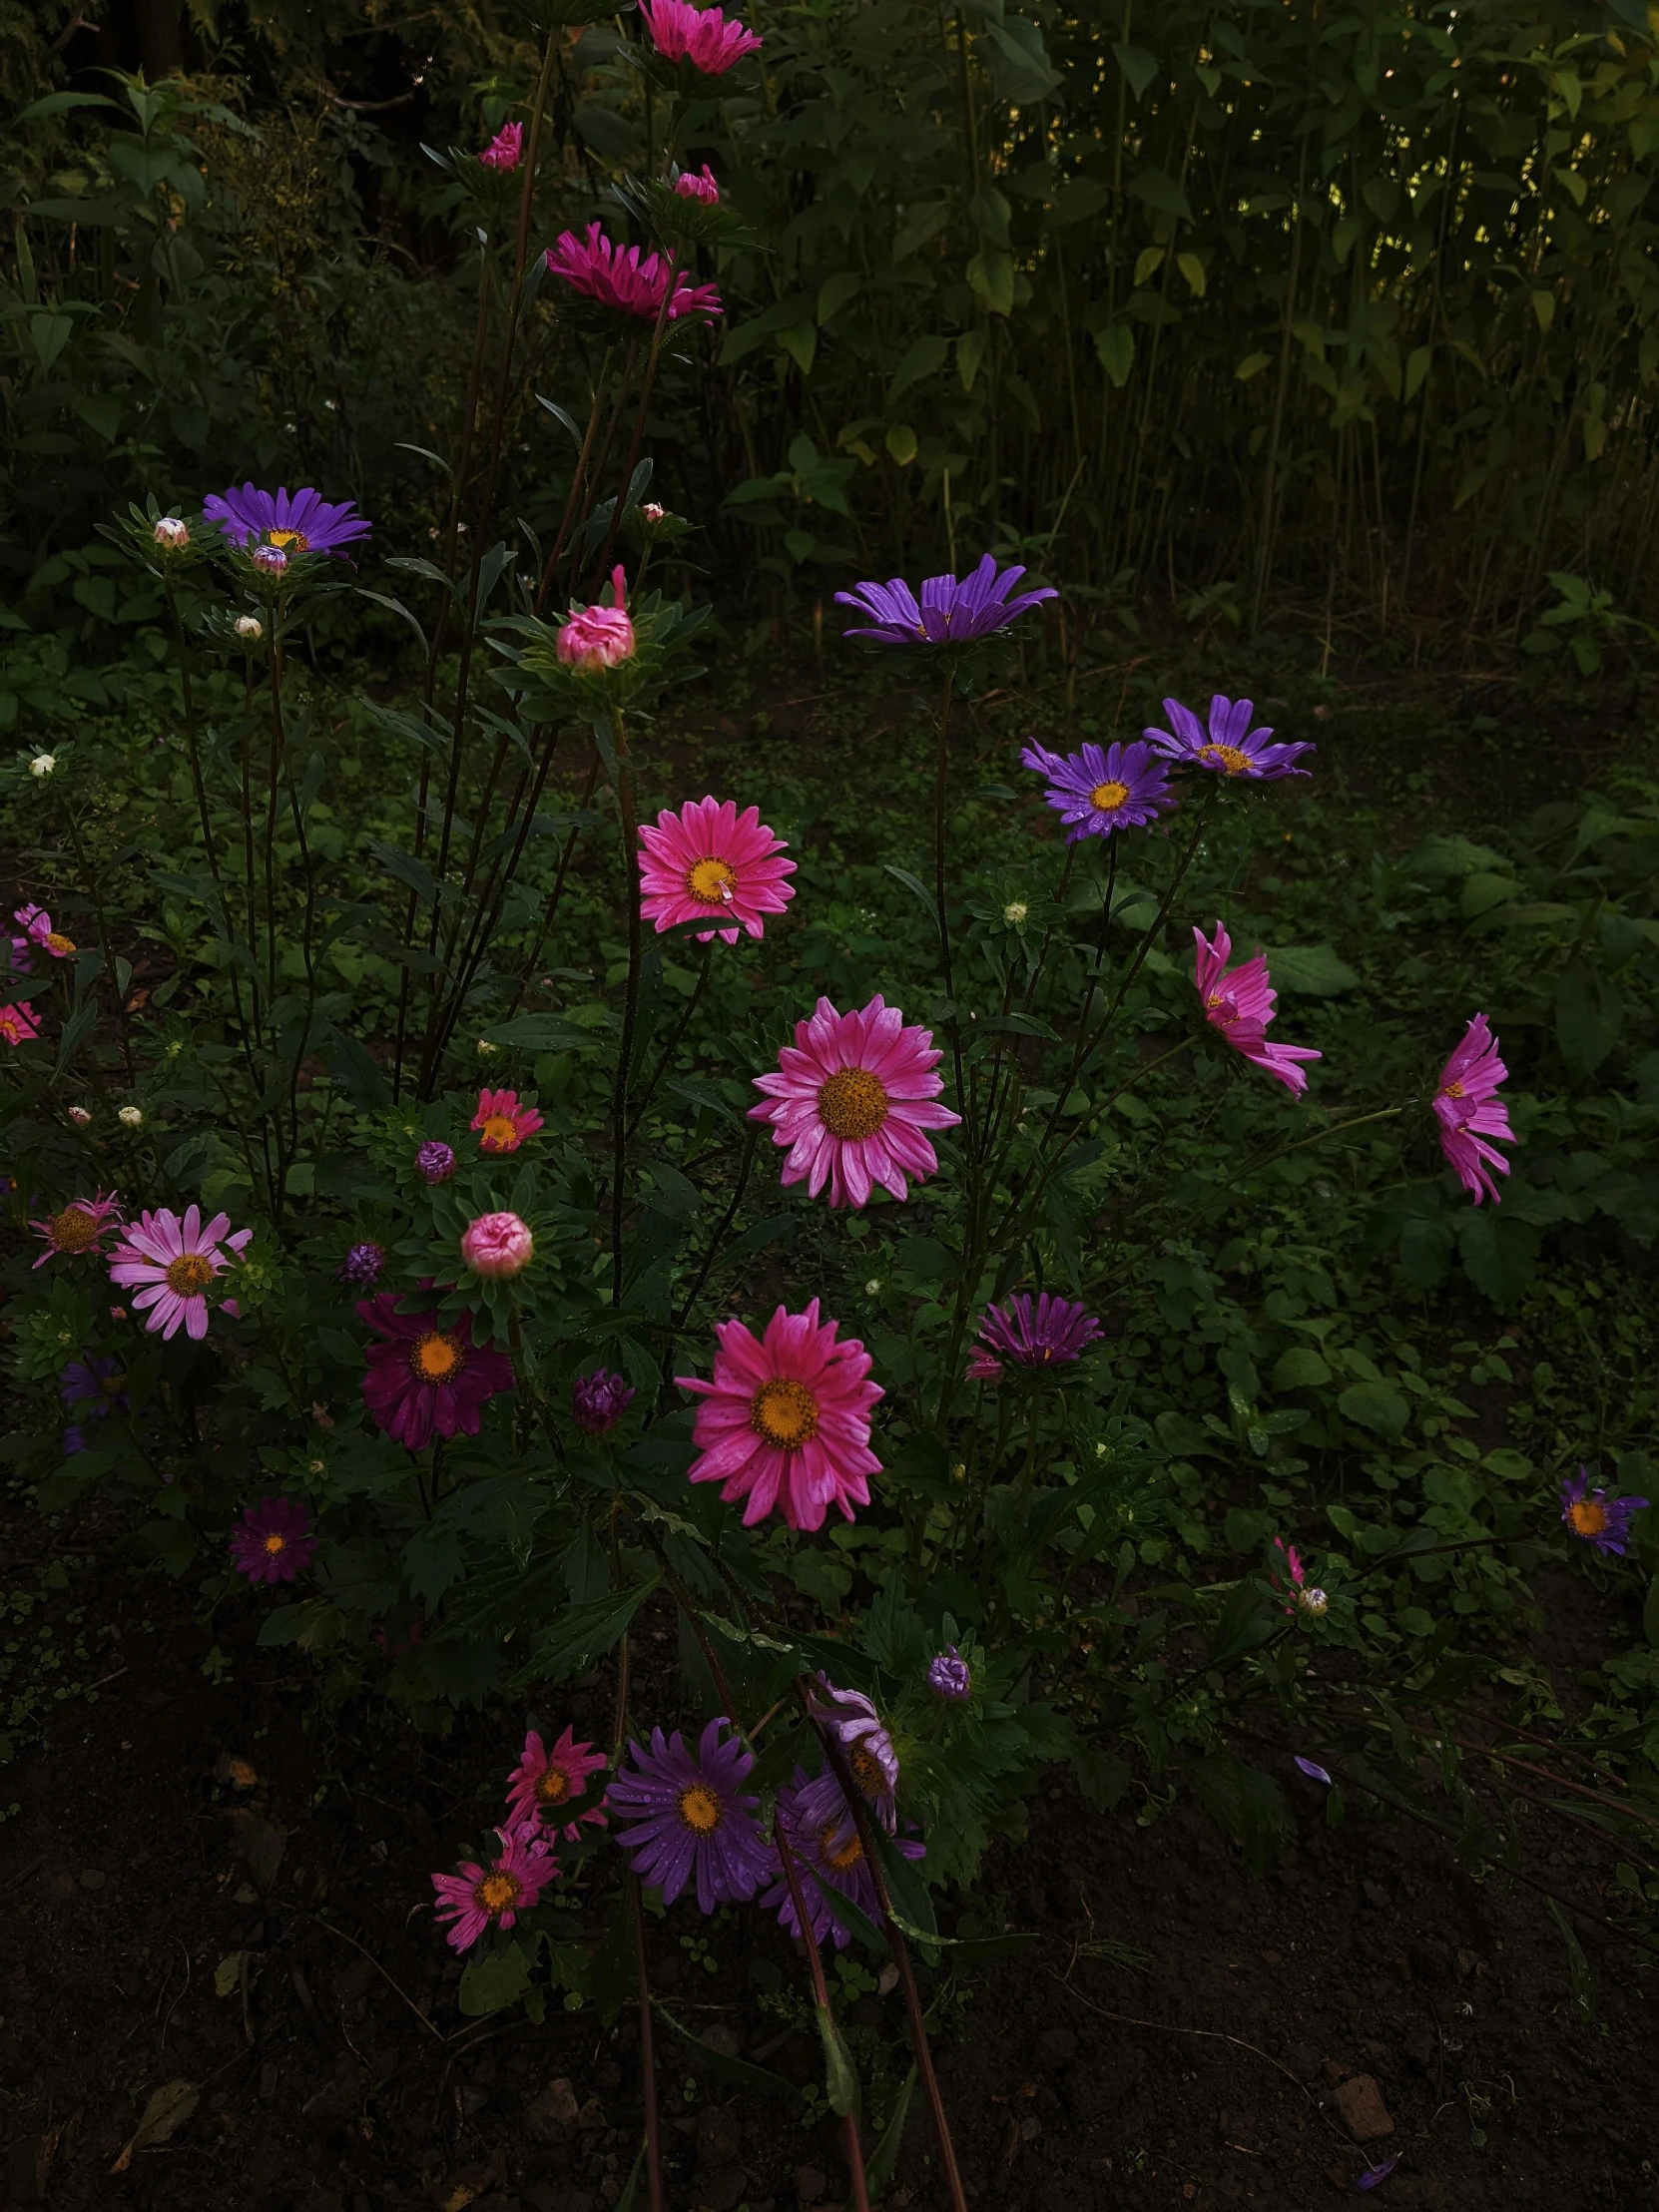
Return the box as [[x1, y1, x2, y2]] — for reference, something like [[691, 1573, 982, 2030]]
[[416, 1139, 456, 1185], [63, 1425, 89, 1455], [926, 1645, 972, 1702], [229, 1496, 316, 1584], [1144, 694, 1315, 782], [1357, 2156, 1399, 2193], [336, 1241, 385, 1289], [203, 482, 371, 560], [1019, 739, 1173, 841], [1559, 1466, 1648, 1558], [977, 1293, 1102, 1371], [572, 1368, 636, 1435], [60, 1354, 128, 1417], [806, 1675, 899, 1833], [762, 1767, 924, 1949], [834, 553, 1057, 648], [1294, 1755, 1333, 1785], [608, 1717, 775, 1913]]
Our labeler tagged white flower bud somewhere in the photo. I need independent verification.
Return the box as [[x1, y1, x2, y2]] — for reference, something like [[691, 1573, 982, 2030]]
[[118, 1105, 144, 1128], [29, 754, 56, 779], [153, 516, 190, 549], [477, 1038, 499, 1058], [1300, 1586, 1329, 1616], [1003, 900, 1029, 926], [235, 614, 264, 642]]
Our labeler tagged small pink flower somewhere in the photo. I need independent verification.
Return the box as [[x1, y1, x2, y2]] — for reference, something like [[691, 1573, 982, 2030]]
[[749, 994, 960, 1209], [30, 1190, 123, 1268], [641, 0, 762, 73], [1269, 1536, 1327, 1617], [15, 905, 75, 959], [471, 1087, 544, 1155], [461, 1210, 535, 1279], [478, 120, 523, 171], [67, 1104, 92, 1126], [230, 1496, 315, 1584], [638, 796, 796, 945], [965, 1350, 1003, 1384], [678, 1299, 882, 1531], [673, 165, 721, 204], [1193, 922, 1321, 1096], [545, 222, 722, 322], [432, 1828, 556, 1952], [557, 565, 635, 670], [107, 1204, 252, 1340], [640, 502, 667, 525], [1433, 1013, 1513, 1207], [505, 1725, 610, 1843], [0, 1002, 39, 1046]]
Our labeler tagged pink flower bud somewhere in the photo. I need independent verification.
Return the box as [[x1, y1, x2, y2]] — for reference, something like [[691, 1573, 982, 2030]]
[[640, 502, 667, 525], [556, 566, 635, 671], [252, 544, 287, 575], [461, 1210, 535, 1279], [67, 1105, 93, 1126], [673, 166, 720, 205], [153, 516, 190, 549], [479, 121, 523, 172]]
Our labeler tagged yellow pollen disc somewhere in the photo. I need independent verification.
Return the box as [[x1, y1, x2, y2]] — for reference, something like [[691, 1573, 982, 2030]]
[[479, 1114, 520, 1150], [475, 1871, 519, 1913], [751, 1378, 820, 1451], [49, 1207, 98, 1253], [536, 1767, 572, 1805], [1441, 1080, 1465, 1100], [1199, 742, 1253, 775], [263, 1532, 287, 1555], [821, 1823, 862, 1873], [45, 932, 75, 956], [686, 856, 737, 903], [1090, 780, 1130, 812], [1569, 1500, 1608, 1537], [678, 1784, 722, 1835], [818, 1066, 889, 1141], [848, 1746, 885, 1798], [411, 1331, 463, 1383], [165, 1253, 216, 1296], [102, 1374, 126, 1398], [268, 528, 310, 552]]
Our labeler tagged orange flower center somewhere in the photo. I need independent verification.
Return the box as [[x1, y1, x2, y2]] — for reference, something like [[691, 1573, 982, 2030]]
[[165, 1253, 216, 1296], [1441, 1080, 1465, 1100], [536, 1765, 572, 1805], [268, 528, 310, 551], [101, 1372, 126, 1399], [1205, 991, 1237, 1024], [45, 931, 75, 956], [818, 1067, 888, 1141], [263, 1531, 287, 1556], [1090, 780, 1130, 811], [49, 1206, 98, 1253], [1199, 742, 1253, 775], [678, 1784, 721, 1834], [751, 1378, 819, 1451], [1569, 1499, 1608, 1537], [475, 1870, 520, 1914], [686, 856, 737, 904], [479, 1114, 521, 1151], [410, 1331, 464, 1383], [849, 1746, 886, 1798], [820, 1823, 863, 1873]]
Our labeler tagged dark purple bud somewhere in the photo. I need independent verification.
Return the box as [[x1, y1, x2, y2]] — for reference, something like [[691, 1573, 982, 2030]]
[[926, 1645, 972, 1702], [416, 1139, 456, 1185], [573, 1368, 636, 1435], [1295, 1755, 1333, 1786], [336, 1240, 385, 1289]]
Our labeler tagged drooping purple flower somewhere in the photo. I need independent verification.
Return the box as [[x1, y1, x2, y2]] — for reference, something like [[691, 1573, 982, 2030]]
[[336, 1241, 385, 1289], [1019, 739, 1173, 841], [1294, 1755, 1333, 1786], [415, 1139, 456, 1185], [572, 1369, 636, 1435], [806, 1676, 899, 1833], [835, 554, 1057, 648], [926, 1646, 971, 1702], [976, 1293, 1102, 1371], [1559, 1467, 1648, 1558], [608, 1718, 775, 1914], [1144, 694, 1315, 782], [203, 483, 371, 559], [762, 1767, 924, 1949], [60, 1354, 128, 1417]]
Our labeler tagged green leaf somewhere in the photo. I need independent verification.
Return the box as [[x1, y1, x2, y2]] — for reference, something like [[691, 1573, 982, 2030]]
[[887, 334, 950, 403], [459, 1940, 533, 2016], [1113, 41, 1159, 101], [1128, 168, 1194, 224], [1337, 1381, 1409, 1436], [506, 1579, 660, 1684], [1176, 251, 1207, 297], [882, 863, 939, 931], [891, 201, 951, 263], [1273, 1347, 1332, 1390], [818, 272, 861, 325], [654, 2002, 798, 2097], [981, 16, 1061, 105], [816, 2001, 861, 2119], [863, 2068, 917, 2198], [1266, 944, 1360, 995], [1093, 325, 1134, 387], [1457, 1212, 1538, 1307]]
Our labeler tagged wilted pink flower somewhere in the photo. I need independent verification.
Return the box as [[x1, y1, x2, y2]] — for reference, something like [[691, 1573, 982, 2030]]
[[478, 120, 523, 171], [108, 1204, 252, 1340], [31, 1190, 122, 1267], [461, 1210, 534, 1279], [432, 1828, 556, 1952], [0, 1002, 39, 1046], [545, 222, 722, 322], [673, 165, 720, 204], [641, 0, 762, 73], [471, 1088, 544, 1154], [1433, 1013, 1513, 1206], [557, 565, 635, 670], [505, 1725, 610, 1843], [637, 796, 795, 945], [1193, 921, 1321, 1096]]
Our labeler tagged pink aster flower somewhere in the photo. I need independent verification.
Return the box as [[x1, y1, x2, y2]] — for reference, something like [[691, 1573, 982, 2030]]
[[478, 120, 523, 171], [229, 1496, 316, 1584], [505, 1725, 610, 1843], [749, 994, 960, 1209], [108, 1204, 252, 1340], [358, 1295, 515, 1451], [673, 165, 721, 204], [677, 1300, 881, 1531], [638, 796, 796, 945], [640, 0, 763, 74], [545, 222, 722, 323], [557, 565, 635, 670], [1193, 921, 1321, 1097], [461, 1210, 535, 1279], [15, 904, 76, 958], [1433, 1013, 1513, 1207], [471, 1087, 544, 1154], [30, 1190, 122, 1268], [0, 1002, 40, 1046], [432, 1827, 556, 1952]]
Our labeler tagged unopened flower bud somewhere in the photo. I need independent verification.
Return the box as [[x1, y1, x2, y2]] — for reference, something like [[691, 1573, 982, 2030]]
[[572, 1368, 636, 1435], [153, 515, 190, 549], [118, 1105, 144, 1128], [415, 1138, 455, 1185], [1003, 900, 1028, 926], [476, 1037, 499, 1058], [926, 1645, 972, 1702], [640, 501, 667, 525], [252, 544, 287, 576], [67, 1105, 92, 1126], [235, 614, 264, 642], [1300, 1586, 1329, 1616], [557, 566, 635, 671], [461, 1209, 534, 1279], [673, 166, 721, 205], [29, 754, 56, 779]]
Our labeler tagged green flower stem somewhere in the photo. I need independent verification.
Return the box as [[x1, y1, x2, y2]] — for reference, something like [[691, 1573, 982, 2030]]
[[627, 939, 712, 1139], [610, 705, 643, 1306], [592, 281, 680, 589], [1230, 1104, 1403, 1183], [629, 1874, 667, 2212], [507, 749, 601, 1017]]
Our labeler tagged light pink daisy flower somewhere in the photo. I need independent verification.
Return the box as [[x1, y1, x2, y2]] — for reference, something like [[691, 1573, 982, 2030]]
[[677, 1299, 882, 1531], [504, 1725, 610, 1844], [1193, 921, 1321, 1097], [748, 994, 960, 1208], [14, 904, 76, 958], [1433, 1013, 1513, 1206], [108, 1204, 253, 1340], [30, 1189, 123, 1268], [638, 797, 796, 945], [431, 1827, 556, 1953]]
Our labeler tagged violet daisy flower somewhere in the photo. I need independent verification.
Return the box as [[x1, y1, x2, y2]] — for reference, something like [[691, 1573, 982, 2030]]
[[505, 1725, 610, 1844], [641, 0, 763, 72], [835, 553, 1056, 648], [30, 1190, 122, 1269], [60, 1354, 128, 1418], [108, 1205, 252, 1341], [762, 1767, 924, 1950], [1433, 1013, 1513, 1207], [678, 1301, 882, 1532], [1144, 694, 1315, 782], [1193, 922, 1322, 1097], [926, 1646, 972, 1702], [357, 1295, 515, 1450], [807, 1676, 899, 1832], [545, 223, 722, 322], [204, 483, 371, 559], [609, 1718, 775, 1914], [432, 1827, 556, 1952], [1019, 739, 1173, 841], [749, 993, 960, 1209], [638, 796, 796, 946], [230, 1496, 316, 1583], [572, 1369, 636, 1435], [977, 1292, 1103, 1371], [1559, 1467, 1648, 1557], [336, 1241, 385, 1289]]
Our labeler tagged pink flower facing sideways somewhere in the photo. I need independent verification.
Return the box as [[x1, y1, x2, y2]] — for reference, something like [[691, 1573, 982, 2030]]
[[640, 0, 762, 74], [749, 994, 960, 1208], [109, 1205, 252, 1340], [1193, 922, 1321, 1097], [557, 565, 635, 671], [545, 224, 721, 323], [478, 121, 523, 171], [1433, 1013, 1513, 1206], [638, 796, 796, 945], [15, 904, 76, 959], [432, 1827, 555, 1953], [674, 165, 720, 204], [679, 1300, 881, 1531], [505, 1726, 610, 1845]]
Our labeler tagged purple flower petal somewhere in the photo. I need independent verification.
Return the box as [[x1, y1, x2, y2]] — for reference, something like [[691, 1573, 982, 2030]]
[[1358, 2155, 1399, 2191], [1294, 1756, 1333, 1785]]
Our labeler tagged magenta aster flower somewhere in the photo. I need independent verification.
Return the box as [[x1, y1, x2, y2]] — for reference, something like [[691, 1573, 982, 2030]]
[[749, 993, 960, 1209], [678, 1300, 881, 1532], [977, 1292, 1103, 1370], [926, 1646, 971, 1701], [336, 1241, 385, 1289], [1559, 1467, 1648, 1557], [673, 165, 721, 203], [60, 1354, 128, 1417], [432, 1827, 556, 1952], [572, 1369, 636, 1434], [806, 1678, 899, 1832], [229, 1495, 316, 1584], [638, 796, 796, 945], [1144, 694, 1315, 782], [641, 0, 762, 73], [762, 1767, 923, 1949], [545, 223, 722, 322], [416, 1138, 456, 1185], [203, 482, 371, 559], [461, 1210, 534, 1279], [471, 1088, 544, 1155], [1019, 739, 1173, 841], [108, 1205, 252, 1341], [609, 1718, 774, 1913], [557, 565, 635, 669], [357, 1295, 515, 1450], [835, 553, 1056, 647], [1193, 922, 1322, 1097], [505, 1725, 610, 1843], [478, 120, 523, 171], [14, 904, 76, 959], [30, 1190, 122, 1268], [0, 1002, 40, 1046], [1433, 1013, 1513, 1207]]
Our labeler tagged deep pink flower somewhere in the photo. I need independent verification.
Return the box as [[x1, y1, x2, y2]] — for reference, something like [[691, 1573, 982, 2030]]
[[677, 1300, 881, 1531], [641, 0, 762, 74], [108, 1205, 252, 1340], [15, 904, 76, 958], [1193, 921, 1321, 1097], [471, 1088, 544, 1155], [479, 121, 523, 171], [461, 1210, 534, 1279], [432, 1827, 556, 1952], [357, 1295, 515, 1450], [230, 1496, 315, 1584], [0, 1002, 40, 1046], [749, 994, 959, 1208], [1433, 1013, 1513, 1206], [638, 796, 796, 945], [557, 565, 635, 670], [505, 1726, 610, 1843], [673, 165, 721, 204], [545, 222, 722, 323], [1269, 1535, 1328, 1617], [30, 1190, 122, 1268]]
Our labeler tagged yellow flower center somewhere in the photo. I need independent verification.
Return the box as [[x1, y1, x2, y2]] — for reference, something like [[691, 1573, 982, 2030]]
[[1441, 1080, 1465, 1100], [849, 1746, 886, 1798], [49, 1206, 98, 1254], [475, 1870, 520, 1914], [479, 1114, 520, 1151], [536, 1765, 572, 1805], [165, 1253, 216, 1296], [820, 1823, 863, 1873], [1205, 991, 1237, 1024], [101, 1372, 126, 1399], [410, 1331, 464, 1383], [1198, 742, 1253, 775], [263, 1531, 287, 1556], [686, 856, 737, 904], [45, 931, 75, 956], [1569, 1499, 1608, 1537], [751, 1378, 820, 1451], [678, 1784, 722, 1834], [818, 1067, 889, 1141], [268, 528, 310, 551], [1090, 780, 1130, 811]]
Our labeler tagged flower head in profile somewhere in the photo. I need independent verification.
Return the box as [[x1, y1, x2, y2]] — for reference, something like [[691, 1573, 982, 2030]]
[[478, 120, 523, 171], [471, 1088, 543, 1155], [641, 0, 762, 74], [1194, 921, 1321, 1097], [926, 1646, 972, 1702], [357, 1295, 515, 1450], [15, 904, 76, 959], [416, 1138, 456, 1185], [230, 1496, 316, 1584], [673, 164, 721, 203], [1433, 1013, 1513, 1207], [1019, 739, 1173, 842], [545, 223, 722, 323], [31, 1190, 122, 1268], [461, 1210, 534, 1279], [638, 796, 796, 945], [977, 1293, 1102, 1371], [557, 565, 635, 670], [432, 1827, 556, 1953], [108, 1205, 252, 1340], [572, 1368, 636, 1435], [678, 1301, 881, 1531], [749, 993, 959, 1209], [1144, 695, 1315, 782], [0, 1002, 39, 1047], [836, 553, 1056, 648], [505, 1725, 610, 1844], [1559, 1467, 1648, 1558], [609, 1718, 774, 1914], [204, 482, 371, 559], [807, 1678, 899, 1833], [763, 1766, 923, 1949], [336, 1241, 385, 1290], [1269, 1536, 1328, 1618]]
